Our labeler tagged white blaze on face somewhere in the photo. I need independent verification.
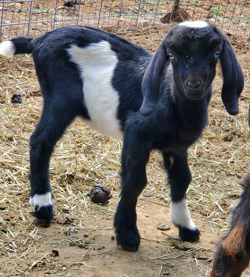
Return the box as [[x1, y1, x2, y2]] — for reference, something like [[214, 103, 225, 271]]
[[29, 192, 52, 209], [170, 199, 197, 230], [67, 41, 123, 140], [179, 20, 209, 29]]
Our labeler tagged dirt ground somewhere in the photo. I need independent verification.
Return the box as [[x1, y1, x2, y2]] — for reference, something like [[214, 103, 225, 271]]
[[0, 19, 250, 277]]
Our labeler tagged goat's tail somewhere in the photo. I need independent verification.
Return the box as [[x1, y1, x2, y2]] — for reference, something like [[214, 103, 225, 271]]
[[0, 37, 33, 57]]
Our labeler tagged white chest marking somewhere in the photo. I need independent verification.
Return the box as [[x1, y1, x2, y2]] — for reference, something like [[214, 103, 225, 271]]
[[68, 41, 122, 139]]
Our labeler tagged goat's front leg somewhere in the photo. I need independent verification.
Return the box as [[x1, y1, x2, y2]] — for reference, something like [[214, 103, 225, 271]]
[[163, 151, 200, 242], [114, 124, 150, 251]]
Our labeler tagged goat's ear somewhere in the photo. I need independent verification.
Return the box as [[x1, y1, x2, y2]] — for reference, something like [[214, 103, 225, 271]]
[[220, 35, 244, 115], [139, 39, 168, 115]]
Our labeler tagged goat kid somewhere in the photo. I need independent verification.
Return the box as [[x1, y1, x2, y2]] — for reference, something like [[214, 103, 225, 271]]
[[0, 21, 244, 251], [210, 173, 250, 277]]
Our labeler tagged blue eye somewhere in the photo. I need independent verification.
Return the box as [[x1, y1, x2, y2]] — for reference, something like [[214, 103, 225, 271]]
[[169, 53, 175, 60], [213, 51, 221, 60]]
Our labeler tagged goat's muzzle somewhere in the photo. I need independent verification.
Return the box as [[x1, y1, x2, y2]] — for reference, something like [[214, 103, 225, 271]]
[[183, 77, 205, 100]]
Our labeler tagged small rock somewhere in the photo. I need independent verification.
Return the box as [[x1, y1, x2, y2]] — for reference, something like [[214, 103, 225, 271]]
[[64, 0, 81, 7], [57, 216, 74, 225], [88, 184, 111, 204], [157, 224, 171, 231], [11, 93, 22, 104], [51, 249, 59, 257]]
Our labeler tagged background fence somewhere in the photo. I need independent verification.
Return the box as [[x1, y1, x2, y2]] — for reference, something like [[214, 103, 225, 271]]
[[0, 0, 249, 40]]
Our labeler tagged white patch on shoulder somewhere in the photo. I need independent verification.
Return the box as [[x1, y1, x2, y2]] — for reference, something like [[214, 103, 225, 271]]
[[179, 20, 209, 29], [0, 40, 15, 56], [29, 192, 52, 210], [67, 41, 123, 139], [170, 199, 197, 230]]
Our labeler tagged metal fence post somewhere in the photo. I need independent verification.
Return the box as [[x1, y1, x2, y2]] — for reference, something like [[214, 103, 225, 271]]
[[27, 0, 33, 36]]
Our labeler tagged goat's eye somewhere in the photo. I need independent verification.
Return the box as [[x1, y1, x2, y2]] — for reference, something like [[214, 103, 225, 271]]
[[235, 251, 244, 261], [213, 51, 221, 60], [168, 53, 175, 60]]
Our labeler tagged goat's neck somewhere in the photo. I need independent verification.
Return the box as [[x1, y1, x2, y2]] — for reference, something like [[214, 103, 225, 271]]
[[177, 95, 209, 126], [168, 84, 211, 142]]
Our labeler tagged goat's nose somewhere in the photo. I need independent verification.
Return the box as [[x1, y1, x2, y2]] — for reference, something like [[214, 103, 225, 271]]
[[187, 79, 202, 90]]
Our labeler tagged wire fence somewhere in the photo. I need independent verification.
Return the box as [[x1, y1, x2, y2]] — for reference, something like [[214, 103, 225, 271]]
[[0, 0, 249, 40]]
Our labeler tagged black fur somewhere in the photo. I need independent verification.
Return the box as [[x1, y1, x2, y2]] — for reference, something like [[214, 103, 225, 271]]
[[3, 22, 244, 251], [12, 37, 33, 54]]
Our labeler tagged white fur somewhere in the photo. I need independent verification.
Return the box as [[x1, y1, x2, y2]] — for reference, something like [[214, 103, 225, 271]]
[[0, 40, 15, 56], [67, 41, 122, 139], [170, 199, 197, 230], [29, 192, 52, 209], [179, 20, 209, 29]]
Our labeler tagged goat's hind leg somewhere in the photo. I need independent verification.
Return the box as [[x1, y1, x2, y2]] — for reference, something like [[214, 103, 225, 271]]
[[163, 151, 200, 242], [29, 100, 77, 226]]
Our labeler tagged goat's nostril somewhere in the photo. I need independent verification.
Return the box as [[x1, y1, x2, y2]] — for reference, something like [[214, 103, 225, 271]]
[[187, 80, 202, 89]]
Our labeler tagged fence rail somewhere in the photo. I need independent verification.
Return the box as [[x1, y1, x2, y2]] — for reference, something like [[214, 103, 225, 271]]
[[0, 0, 249, 40]]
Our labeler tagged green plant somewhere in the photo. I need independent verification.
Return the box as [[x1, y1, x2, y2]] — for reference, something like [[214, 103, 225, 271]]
[[210, 6, 224, 17]]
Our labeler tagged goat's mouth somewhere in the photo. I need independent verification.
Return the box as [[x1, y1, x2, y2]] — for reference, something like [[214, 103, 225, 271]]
[[184, 90, 205, 100]]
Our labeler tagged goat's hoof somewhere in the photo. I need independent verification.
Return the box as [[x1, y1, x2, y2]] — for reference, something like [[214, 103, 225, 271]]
[[33, 205, 53, 227], [178, 226, 200, 242], [33, 217, 51, 227], [115, 229, 141, 251]]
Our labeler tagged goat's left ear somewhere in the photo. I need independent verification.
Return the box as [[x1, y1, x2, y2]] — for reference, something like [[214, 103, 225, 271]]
[[220, 34, 244, 115], [139, 39, 168, 115]]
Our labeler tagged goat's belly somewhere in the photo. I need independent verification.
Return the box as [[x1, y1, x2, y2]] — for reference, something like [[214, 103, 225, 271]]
[[67, 41, 123, 139]]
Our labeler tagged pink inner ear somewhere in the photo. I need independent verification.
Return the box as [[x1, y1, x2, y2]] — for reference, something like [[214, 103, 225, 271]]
[[221, 225, 245, 256]]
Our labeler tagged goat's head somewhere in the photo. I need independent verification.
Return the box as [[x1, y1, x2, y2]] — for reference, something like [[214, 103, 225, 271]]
[[140, 20, 244, 116], [210, 224, 249, 277], [210, 173, 250, 277]]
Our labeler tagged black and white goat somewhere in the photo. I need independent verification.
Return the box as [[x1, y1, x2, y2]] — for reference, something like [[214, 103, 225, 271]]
[[0, 21, 244, 251]]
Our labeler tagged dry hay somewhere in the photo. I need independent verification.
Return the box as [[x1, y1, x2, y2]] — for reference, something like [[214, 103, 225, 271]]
[[0, 26, 249, 276]]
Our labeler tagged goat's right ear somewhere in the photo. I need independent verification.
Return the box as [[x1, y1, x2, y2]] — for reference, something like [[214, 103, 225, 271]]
[[139, 39, 169, 115]]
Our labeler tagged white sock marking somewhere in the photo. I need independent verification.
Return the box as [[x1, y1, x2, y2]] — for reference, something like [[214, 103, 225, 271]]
[[0, 41, 15, 56], [29, 192, 52, 210], [179, 20, 209, 29], [67, 41, 123, 139], [171, 199, 197, 230]]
